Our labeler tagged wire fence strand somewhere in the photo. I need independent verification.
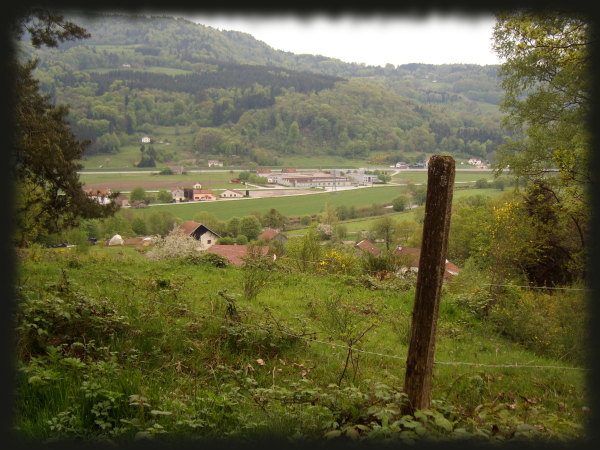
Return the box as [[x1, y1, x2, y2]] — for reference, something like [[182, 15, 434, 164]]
[[176, 243, 591, 293], [136, 294, 589, 372]]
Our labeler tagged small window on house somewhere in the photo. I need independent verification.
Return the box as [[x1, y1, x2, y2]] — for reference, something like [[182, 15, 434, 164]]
[[207, 240, 211, 244]]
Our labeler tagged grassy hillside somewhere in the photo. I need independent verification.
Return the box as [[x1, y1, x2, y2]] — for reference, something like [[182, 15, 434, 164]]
[[13, 245, 588, 444]]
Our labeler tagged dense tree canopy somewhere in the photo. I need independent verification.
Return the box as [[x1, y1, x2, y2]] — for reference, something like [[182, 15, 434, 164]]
[[491, 9, 593, 283], [11, 8, 119, 246]]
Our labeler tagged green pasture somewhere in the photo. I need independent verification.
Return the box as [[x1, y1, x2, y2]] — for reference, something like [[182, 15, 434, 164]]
[[394, 170, 511, 184], [286, 187, 512, 236], [418, 79, 453, 90], [81, 146, 158, 170], [133, 186, 404, 222], [121, 184, 512, 224], [81, 145, 193, 171], [79, 125, 202, 171], [79, 170, 236, 189]]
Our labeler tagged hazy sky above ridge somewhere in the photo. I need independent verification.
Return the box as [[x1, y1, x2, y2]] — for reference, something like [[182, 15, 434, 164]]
[[180, 12, 501, 67]]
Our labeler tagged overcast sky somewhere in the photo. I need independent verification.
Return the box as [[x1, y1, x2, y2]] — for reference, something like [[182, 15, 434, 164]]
[[181, 13, 501, 67]]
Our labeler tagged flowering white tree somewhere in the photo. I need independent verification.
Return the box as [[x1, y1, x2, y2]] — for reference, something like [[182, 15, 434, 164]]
[[146, 229, 201, 261], [316, 223, 333, 240]]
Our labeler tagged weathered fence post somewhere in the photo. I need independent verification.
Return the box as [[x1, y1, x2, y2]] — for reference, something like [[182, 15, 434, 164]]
[[402, 155, 455, 414]]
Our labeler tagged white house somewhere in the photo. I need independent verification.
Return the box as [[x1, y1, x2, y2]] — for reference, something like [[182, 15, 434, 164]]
[[220, 189, 244, 198], [207, 160, 223, 167], [178, 221, 220, 249], [171, 187, 185, 202], [345, 173, 378, 184], [141, 136, 151, 143], [83, 188, 112, 205]]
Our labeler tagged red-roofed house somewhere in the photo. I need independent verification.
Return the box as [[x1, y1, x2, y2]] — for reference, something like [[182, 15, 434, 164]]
[[393, 246, 460, 280], [257, 228, 288, 244], [355, 239, 381, 256], [183, 188, 216, 201], [207, 245, 271, 265], [83, 188, 112, 205], [178, 221, 220, 249]]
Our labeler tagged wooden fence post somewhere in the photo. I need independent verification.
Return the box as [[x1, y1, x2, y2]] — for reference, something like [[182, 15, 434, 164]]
[[402, 155, 455, 414]]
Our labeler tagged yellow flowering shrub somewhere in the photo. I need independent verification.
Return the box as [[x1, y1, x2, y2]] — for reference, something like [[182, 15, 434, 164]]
[[489, 287, 588, 365], [318, 249, 359, 276]]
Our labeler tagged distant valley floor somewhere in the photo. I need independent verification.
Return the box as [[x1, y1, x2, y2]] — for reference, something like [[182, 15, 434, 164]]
[[81, 179, 318, 199]]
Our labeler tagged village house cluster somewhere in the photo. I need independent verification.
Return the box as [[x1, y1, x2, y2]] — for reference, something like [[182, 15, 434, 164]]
[[467, 158, 488, 169], [257, 168, 379, 187]]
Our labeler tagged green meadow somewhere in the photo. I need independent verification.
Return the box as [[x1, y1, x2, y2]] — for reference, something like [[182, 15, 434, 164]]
[[137, 186, 407, 222], [14, 242, 588, 444], [286, 187, 514, 236]]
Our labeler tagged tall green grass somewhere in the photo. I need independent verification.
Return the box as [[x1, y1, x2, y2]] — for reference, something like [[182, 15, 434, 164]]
[[13, 247, 589, 444]]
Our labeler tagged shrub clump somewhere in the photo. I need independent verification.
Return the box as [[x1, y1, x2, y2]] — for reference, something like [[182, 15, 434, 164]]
[[146, 229, 201, 261]]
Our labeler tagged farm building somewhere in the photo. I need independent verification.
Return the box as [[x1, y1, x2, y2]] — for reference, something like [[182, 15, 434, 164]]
[[178, 221, 220, 249], [257, 228, 288, 244], [183, 189, 216, 201], [355, 239, 381, 256], [220, 189, 244, 198]]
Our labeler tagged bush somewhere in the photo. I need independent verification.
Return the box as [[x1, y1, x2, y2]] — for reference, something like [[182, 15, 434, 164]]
[[475, 178, 489, 189], [66, 228, 90, 253], [236, 235, 248, 245], [488, 287, 588, 364], [392, 195, 410, 212], [335, 224, 347, 240], [300, 215, 312, 226], [217, 236, 234, 245], [361, 250, 397, 275], [316, 223, 333, 240], [131, 218, 147, 236], [15, 270, 130, 357], [199, 252, 229, 268], [319, 248, 360, 276], [147, 229, 200, 261], [492, 178, 506, 190], [241, 245, 277, 301]]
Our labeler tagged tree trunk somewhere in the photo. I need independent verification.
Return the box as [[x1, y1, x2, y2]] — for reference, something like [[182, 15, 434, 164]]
[[402, 155, 455, 414]]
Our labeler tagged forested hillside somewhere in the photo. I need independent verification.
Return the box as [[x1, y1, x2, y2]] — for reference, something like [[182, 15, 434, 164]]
[[16, 11, 508, 166]]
